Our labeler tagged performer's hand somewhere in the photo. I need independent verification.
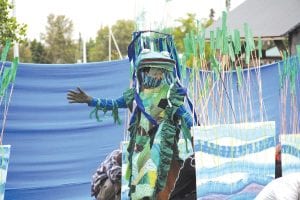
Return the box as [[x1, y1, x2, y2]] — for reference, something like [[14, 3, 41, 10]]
[[67, 87, 92, 104]]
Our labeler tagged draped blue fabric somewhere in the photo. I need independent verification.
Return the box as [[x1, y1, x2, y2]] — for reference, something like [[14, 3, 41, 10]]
[[2, 58, 299, 200], [4, 60, 130, 200]]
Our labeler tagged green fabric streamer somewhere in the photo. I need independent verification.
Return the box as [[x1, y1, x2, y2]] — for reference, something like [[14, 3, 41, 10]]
[[289, 58, 298, 95], [0, 68, 11, 96], [245, 44, 250, 65], [10, 57, 19, 83], [221, 12, 228, 54], [296, 44, 300, 64], [216, 27, 222, 50], [233, 29, 241, 55], [222, 11, 227, 31], [248, 29, 255, 51], [222, 31, 229, 55], [236, 66, 243, 87], [279, 51, 289, 89], [112, 101, 122, 124], [211, 56, 221, 79], [244, 23, 255, 64], [183, 34, 192, 60], [244, 23, 255, 51], [198, 31, 205, 57], [210, 31, 216, 55], [1, 40, 11, 62], [89, 103, 105, 122], [190, 31, 196, 56], [228, 42, 235, 62]]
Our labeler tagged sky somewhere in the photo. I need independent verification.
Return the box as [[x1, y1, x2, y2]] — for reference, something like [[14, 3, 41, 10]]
[[15, 0, 246, 40]]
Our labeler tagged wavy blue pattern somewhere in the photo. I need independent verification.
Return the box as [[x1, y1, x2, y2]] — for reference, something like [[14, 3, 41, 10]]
[[197, 174, 273, 196], [281, 144, 300, 158], [194, 136, 275, 158], [197, 162, 274, 179]]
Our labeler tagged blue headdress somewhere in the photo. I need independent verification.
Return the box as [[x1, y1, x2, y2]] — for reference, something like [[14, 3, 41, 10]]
[[127, 30, 199, 125], [128, 31, 182, 88]]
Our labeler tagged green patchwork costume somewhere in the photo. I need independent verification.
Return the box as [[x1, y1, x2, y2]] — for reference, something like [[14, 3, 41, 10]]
[[89, 32, 194, 199]]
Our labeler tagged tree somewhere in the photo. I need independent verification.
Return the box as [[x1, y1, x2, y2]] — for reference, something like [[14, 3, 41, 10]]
[[30, 39, 47, 63], [111, 20, 135, 58], [42, 14, 76, 63], [87, 25, 110, 62], [19, 40, 32, 62], [0, 0, 27, 46], [172, 13, 197, 53], [87, 20, 135, 62], [172, 13, 214, 67], [86, 38, 96, 62]]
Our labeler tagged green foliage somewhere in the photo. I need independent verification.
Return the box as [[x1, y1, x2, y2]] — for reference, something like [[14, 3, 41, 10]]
[[42, 14, 76, 63], [172, 13, 197, 53], [18, 40, 32, 63], [87, 26, 109, 62], [87, 20, 135, 62], [30, 39, 47, 63], [0, 0, 27, 46], [112, 20, 135, 57]]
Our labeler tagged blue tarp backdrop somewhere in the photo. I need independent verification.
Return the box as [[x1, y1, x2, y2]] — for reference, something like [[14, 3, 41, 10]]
[[2, 58, 300, 200], [4, 59, 130, 200]]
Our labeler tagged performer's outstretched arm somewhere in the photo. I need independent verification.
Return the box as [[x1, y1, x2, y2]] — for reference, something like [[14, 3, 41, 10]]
[[67, 87, 128, 124], [67, 87, 127, 110]]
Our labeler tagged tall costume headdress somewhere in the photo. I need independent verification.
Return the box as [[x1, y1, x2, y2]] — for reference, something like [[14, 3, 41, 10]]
[[127, 30, 198, 124]]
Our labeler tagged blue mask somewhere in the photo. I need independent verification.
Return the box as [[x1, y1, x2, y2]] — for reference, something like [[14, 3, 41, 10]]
[[142, 74, 162, 88]]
